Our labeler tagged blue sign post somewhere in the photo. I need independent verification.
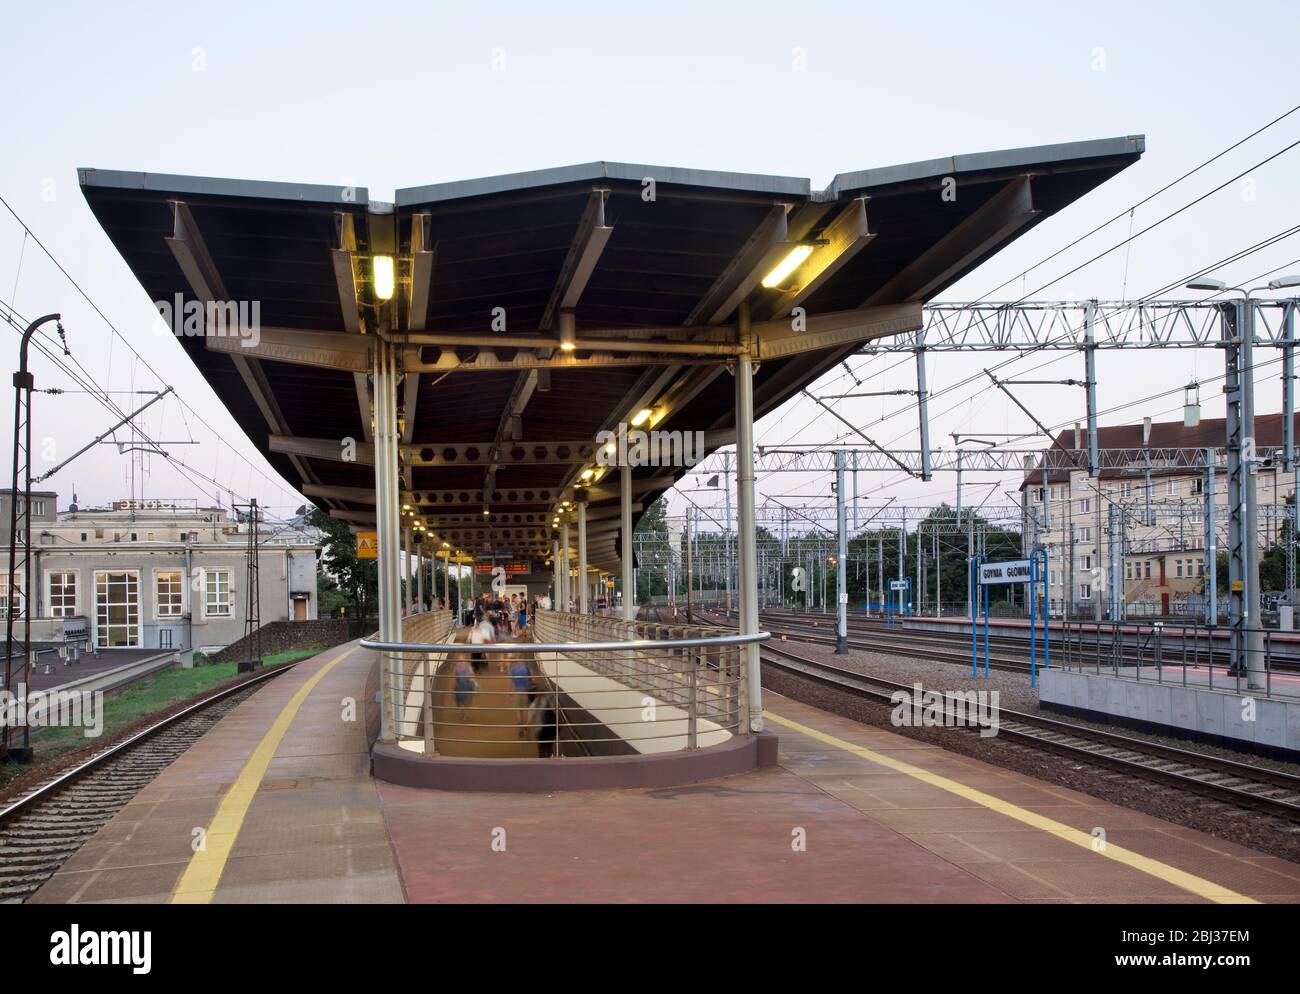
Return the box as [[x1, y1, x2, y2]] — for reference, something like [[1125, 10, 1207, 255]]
[[887, 578, 909, 629], [969, 556, 985, 677], [974, 556, 1050, 685]]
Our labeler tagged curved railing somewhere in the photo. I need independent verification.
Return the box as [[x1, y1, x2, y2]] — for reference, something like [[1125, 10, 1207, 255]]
[[361, 611, 767, 758]]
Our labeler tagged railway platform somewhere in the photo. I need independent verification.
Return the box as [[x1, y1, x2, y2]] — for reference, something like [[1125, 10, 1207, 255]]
[[29, 638, 1300, 904]]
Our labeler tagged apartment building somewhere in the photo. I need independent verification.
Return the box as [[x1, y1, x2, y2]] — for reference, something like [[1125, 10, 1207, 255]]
[[1, 494, 322, 653], [1020, 413, 1298, 617]]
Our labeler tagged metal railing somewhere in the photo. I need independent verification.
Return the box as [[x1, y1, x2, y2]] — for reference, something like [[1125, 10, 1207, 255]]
[[1057, 619, 1289, 698], [361, 610, 767, 758]]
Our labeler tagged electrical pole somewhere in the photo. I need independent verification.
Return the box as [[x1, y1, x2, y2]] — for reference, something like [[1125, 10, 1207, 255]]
[[836, 450, 847, 653], [4, 313, 62, 764]]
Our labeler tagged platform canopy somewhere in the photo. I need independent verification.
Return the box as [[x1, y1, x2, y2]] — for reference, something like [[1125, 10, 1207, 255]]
[[80, 136, 1143, 572]]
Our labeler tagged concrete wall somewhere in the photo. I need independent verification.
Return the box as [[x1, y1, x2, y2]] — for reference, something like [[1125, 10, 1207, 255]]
[[1040, 668, 1300, 757]]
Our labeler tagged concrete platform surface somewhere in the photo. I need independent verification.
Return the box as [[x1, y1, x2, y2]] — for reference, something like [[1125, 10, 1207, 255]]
[[28, 640, 1300, 904], [31, 641, 403, 904]]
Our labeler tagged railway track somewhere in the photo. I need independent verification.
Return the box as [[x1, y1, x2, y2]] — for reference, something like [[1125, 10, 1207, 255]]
[[726, 604, 1300, 673], [696, 608, 1041, 674], [0, 664, 288, 903], [760, 640, 1300, 823], [699, 606, 1300, 678]]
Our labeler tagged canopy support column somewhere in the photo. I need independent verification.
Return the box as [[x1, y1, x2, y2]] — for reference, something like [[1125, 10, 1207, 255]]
[[403, 528, 413, 617], [736, 302, 762, 732], [373, 340, 403, 739], [415, 544, 423, 610], [561, 517, 571, 611], [577, 497, 589, 614], [621, 463, 634, 621]]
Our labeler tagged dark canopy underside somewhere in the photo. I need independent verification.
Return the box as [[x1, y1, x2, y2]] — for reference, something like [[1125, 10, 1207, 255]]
[[80, 136, 1144, 571]]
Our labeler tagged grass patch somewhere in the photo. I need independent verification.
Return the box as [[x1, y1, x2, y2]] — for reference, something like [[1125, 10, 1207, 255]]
[[0, 645, 328, 784]]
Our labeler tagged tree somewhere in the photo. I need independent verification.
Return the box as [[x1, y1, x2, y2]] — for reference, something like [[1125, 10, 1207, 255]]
[[309, 509, 378, 622]]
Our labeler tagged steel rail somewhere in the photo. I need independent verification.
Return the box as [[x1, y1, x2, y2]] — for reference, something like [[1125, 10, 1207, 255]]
[[0, 662, 291, 825]]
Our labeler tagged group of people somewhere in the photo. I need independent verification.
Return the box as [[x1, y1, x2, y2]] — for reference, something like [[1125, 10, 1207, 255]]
[[448, 589, 560, 757]]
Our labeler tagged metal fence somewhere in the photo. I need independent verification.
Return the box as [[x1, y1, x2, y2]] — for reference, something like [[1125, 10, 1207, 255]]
[[1056, 619, 1288, 697], [361, 610, 766, 758]]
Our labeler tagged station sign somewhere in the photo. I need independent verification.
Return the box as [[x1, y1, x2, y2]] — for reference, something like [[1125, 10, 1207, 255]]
[[889, 579, 908, 591], [473, 561, 531, 575], [979, 559, 1032, 585]]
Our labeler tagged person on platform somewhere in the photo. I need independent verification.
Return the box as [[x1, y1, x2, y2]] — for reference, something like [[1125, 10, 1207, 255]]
[[452, 656, 476, 711], [470, 615, 494, 674]]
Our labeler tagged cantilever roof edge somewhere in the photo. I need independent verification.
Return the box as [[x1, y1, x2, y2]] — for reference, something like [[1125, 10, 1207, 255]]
[[824, 134, 1146, 198], [395, 161, 812, 206], [77, 168, 370, 207]]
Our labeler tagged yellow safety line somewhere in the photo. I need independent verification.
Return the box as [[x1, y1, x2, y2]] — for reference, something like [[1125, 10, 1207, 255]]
[[169, 646, 360, 904], [764, 710, 1259, 905]]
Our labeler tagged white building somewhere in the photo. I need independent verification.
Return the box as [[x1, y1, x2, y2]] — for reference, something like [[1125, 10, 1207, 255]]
[[3, 494, 322, 653]]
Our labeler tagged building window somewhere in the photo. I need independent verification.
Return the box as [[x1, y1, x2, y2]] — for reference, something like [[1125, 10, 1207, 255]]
[[0, 573, 24, 619], [156, 571, 184, 618], [1176, 560, 1183, 578], [1197, 561, 1204, 577], [1144, 561, 1152, 579], [1192, 478, 1204, 495], [95, 570, 140, 648], [1078, 528, 1091, 543], [160, 629, 173, 649], [1166, 480, 1176, 496], [80, 532, 88, 542], [1125, 562, 1133, 580], [1080, 584, 1092, 600], [47, 571, 77, 617], [1078, 498, 1090, 513], [1081, 556, 1092, 571], [1120, 483, 1132, 497], [204, 570, 232, 618]]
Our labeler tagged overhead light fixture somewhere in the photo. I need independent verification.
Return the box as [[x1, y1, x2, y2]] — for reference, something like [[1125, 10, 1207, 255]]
[[559, 309, 577, 351], [372, 255, 396, 301], [581, 468, 595, 481], [482, 507, 491, 516], [401, 503, 410, 512], [630, 407, 654, 427], [1186, 277, 1226, 292], [761, 244, 814, 288], [1268, 275, 1300, 290]]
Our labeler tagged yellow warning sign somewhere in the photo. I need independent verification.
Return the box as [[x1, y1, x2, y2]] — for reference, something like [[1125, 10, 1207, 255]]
[[1230, 579, 1243, 592], [357, 531, 378, 559]]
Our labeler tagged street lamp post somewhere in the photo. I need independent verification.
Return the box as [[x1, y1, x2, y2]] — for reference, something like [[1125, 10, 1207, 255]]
[[5, 313, 63, 763]]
